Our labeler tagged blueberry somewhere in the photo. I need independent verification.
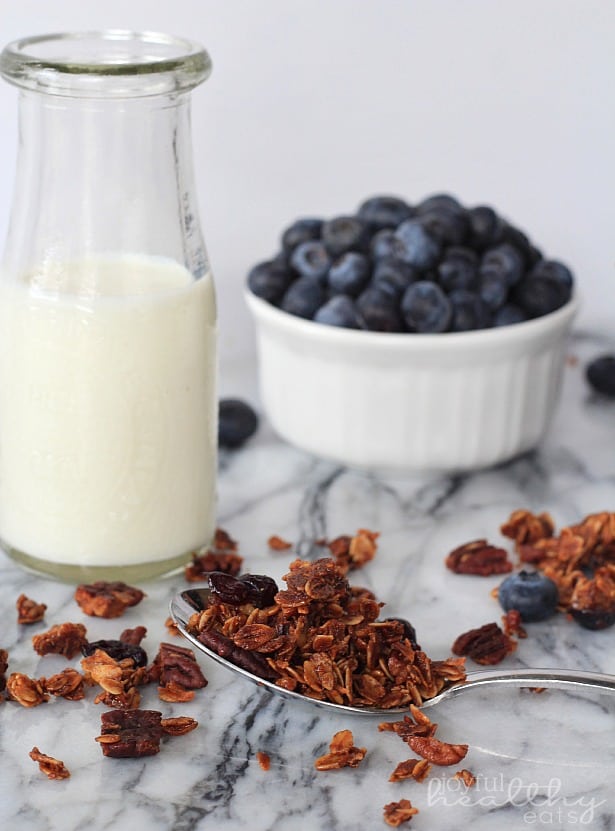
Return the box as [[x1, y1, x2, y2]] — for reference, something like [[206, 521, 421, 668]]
[[370, 228, 410, 261], [481, 243, 524, 287], [437, 247, 479, 292], [394, 220, 441, 270], [247, 260, 292, 304], [356, 286, 403, 332], [401, 280, 452, 333], [281, 218, 323, 252], [372, 257, 417, 299], [219, 399, 259, 449], [417, 208, 469, 246], [467, 205, 504, 250], [497, 570, 559, 622], [478, 269, 509, 311], [327, 252, 370, 296], [321, 215, 370, 257], [357, 195, 413, 230], [415, 193, 463, 215], [289, 240, 331, 282], [500, 224, 542, 268], [280, 275, 326, 319], [314, 295, 362, 329], [494, 303, 528, 327], [448, 289, 492, 331], [513, 259, 573, 318], [586, 354, 615, 397]]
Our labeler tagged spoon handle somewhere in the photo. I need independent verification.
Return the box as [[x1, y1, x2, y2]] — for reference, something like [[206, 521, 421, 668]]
[[422, 667, 615, 709]]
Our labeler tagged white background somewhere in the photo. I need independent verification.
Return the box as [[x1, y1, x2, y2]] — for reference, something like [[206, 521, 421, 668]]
[[0, 0, 613, 377]]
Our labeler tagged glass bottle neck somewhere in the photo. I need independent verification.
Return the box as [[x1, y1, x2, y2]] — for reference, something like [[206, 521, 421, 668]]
[[3, 89, 208, 280]]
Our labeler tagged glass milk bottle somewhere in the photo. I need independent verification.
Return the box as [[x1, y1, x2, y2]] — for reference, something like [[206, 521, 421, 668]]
[[0, 32, 217, 581]]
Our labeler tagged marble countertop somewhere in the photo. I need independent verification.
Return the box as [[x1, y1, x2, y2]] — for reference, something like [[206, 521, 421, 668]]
[[1, 328, 614, 831]]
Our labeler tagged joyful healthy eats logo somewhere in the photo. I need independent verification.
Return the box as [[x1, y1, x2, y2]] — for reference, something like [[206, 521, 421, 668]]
[[427, 774, 606, 825]]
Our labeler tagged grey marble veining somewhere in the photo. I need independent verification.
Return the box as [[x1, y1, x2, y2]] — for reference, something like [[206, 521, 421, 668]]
[[1, 331, 614, 831]]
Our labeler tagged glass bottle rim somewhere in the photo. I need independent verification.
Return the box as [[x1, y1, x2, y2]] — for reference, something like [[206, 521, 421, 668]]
[[0, 30, 212, 98]]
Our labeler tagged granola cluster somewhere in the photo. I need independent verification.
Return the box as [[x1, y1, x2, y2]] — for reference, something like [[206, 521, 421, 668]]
[[501, 510, 615, 628], [188, 556, 466, 710], [184, 528, 243, 582]]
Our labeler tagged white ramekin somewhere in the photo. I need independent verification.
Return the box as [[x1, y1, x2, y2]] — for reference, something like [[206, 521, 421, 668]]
[[245, 291, 579, 472]]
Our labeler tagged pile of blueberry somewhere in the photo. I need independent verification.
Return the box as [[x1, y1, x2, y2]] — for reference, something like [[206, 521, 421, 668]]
[[247, 193, 574, 333]]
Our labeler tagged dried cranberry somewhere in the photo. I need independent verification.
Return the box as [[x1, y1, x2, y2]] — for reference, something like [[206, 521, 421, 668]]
[[208, 572, 249, 605], [384, 617, 421, 650], [81, 639, 148, 667], [569, 608, 615, 631], [240, 574, 279, 608]]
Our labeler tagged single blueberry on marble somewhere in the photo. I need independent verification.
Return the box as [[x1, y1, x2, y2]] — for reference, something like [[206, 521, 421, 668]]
[[497, 570, 559, 622]]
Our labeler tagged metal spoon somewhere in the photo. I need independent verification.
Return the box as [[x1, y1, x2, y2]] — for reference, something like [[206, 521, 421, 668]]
[[170, 587, 615, 717]]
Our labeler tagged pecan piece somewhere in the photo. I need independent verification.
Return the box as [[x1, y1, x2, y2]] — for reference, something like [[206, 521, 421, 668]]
[[96, 709, 163, 757], [0, 648, 8, 692], [383, 799, 419, 826], [119, 626, 147, 646], [389, 758, 432, 782], [160, 716, 198, 736], [32, 622, 87, 659], [75, 581, 145, 618], [16, 594, 47, 625], [151, 642, 208, 701], [314, 729, 367, 770], [6, 673, 49, 707], [452, 622, 516, 665], [197, 627, 278, 680], [408, 736, 468, 766], [41, 668, 86, 701], [29, 747, 70, 780], [445, 539, 513, 576]]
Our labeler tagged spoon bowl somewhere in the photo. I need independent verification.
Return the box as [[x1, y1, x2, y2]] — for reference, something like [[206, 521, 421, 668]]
[[170, 586, 615, 716]]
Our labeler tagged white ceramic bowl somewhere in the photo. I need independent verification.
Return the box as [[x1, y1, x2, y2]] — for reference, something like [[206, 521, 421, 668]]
[[246, 291, 579, 472]]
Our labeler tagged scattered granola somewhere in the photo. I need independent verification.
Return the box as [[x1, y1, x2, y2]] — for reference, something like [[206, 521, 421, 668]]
[[184, 528, 243, 582], [74, 581, 145, 618], [29, 747, 70, 780], [256, 750, 271, 771], [383, 799, 419, 827], [445, 540, 513, 576], [407, 735, 468, 767], [187, 556, 466, 710], [454, 768, 477, 787], [81, 648, 148, 709], [16, 594, 47, 625], [501, 510, 615, 629], [268, 534, 293, 551], [32, 623, 88, 659], [160, 716, 199, 736], [164, 616, 181, 636], [40, 669, 86, 701], [378, 704, 438, 740], [389, 758, 431, 783], [452, 622, 516, 665], [149, 642, 208, 702], [501, 609, 527, 639], [6, 672, 49, 707], [314, 729, 367, 770], [324, 529, 379, 574]]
